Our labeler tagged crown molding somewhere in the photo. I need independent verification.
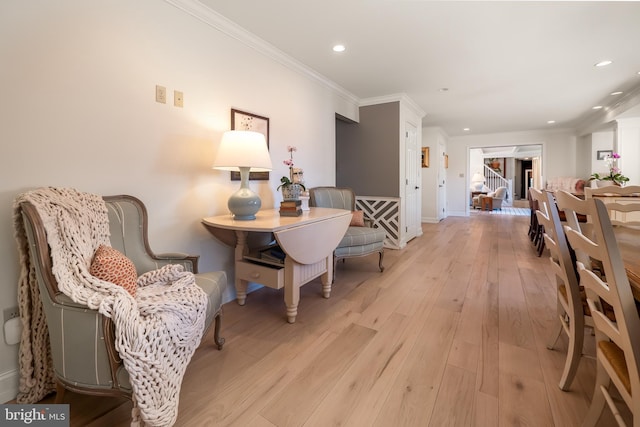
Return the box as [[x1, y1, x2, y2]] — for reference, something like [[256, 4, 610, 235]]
[[360, 93, 426, 118], [423, 126, 449, 140], [164, 0, 359, 106], [575, 82, 640, 136]]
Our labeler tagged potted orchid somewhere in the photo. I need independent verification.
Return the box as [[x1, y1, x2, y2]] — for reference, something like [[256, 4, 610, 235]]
[[590, 152, 629, 186], [277, 146, 306, 200]]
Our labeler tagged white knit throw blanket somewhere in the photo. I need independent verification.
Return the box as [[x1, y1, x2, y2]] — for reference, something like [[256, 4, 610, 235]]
[[14, 188, 207, 426]]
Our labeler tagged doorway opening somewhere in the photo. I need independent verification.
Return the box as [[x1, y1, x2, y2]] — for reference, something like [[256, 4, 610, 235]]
[[469, 145, 542, 209]]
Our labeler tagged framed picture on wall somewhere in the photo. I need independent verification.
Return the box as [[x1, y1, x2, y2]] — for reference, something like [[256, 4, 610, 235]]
[[230, 109, 270, 181], [485, 158, 506, 177], [421, 147, 429, 167], [597, 150, 613, 160]]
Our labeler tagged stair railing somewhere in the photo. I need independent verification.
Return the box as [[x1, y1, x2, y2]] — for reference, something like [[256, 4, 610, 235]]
[[483, 165, 512, 206]]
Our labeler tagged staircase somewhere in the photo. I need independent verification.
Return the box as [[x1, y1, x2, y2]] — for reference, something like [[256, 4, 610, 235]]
[[484, 165, 512, 207]]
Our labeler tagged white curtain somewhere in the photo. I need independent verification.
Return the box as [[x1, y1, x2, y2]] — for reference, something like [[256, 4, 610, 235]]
[[532, 157, 542, 189]]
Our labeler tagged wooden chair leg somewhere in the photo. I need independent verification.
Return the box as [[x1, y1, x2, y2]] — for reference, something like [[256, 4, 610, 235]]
[[557, 314, 584, 391], [537, 228, 546, 256], [54, 382, 65, 404], [546, 322, 563, 350], [582, 361, 610, 427], [378, 251, 385, 272], [213, 312, 225, 350], [529, 214, 538, 241], [535, 224, 543, 246]]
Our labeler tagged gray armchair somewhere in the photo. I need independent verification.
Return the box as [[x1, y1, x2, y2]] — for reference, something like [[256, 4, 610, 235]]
[[309, 187, 385, 277], [473, 186, 508, 210], [17, 194, 226, 405]]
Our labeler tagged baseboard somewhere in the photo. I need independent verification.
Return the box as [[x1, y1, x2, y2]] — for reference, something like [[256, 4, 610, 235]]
[[448, 210, 468, 217], [421, 217, 440, 223], [0, 369, 19, 403]]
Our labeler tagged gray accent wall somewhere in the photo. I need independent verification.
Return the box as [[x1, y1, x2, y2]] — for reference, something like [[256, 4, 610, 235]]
[[336, 102, 400, 197]]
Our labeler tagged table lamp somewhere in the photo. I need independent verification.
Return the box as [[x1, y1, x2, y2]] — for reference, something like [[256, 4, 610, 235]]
[[213, 130, 272, 220], [471, 172, 486, 191]]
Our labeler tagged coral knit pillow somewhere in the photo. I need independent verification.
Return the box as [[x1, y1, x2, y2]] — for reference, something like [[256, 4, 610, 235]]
[[350, 210, 365, 227], [90, 245, 138, 297]]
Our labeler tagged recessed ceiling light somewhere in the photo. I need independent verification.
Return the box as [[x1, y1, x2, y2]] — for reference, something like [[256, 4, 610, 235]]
[[593, 105, 603, 110], [463, 128, 470, 131], [332, 44, 345, 52], [611, 91, 623, 96], [547, 120, 556, 124], [595, 60, 613, 67]]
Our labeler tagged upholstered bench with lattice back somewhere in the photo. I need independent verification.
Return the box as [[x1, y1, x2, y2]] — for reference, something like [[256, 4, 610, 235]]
[[309, 187, 385, 278]]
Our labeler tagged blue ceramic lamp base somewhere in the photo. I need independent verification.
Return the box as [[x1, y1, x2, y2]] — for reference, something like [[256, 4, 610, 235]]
[[228, 166, 261, 220]]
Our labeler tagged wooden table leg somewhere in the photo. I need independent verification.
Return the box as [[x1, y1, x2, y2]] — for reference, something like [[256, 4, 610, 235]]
[[234, 230, 249, 305], [284, 257, 300, 324], [321, 255, 333, 298], [482, 197, 493, 211]]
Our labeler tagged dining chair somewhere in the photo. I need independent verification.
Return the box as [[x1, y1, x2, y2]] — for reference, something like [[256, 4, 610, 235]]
[[529, 189, 546, 256], [555, 190, 595, 264], [539, 190, 593, 391], [527, 189, 538, 241], [560, 195, 640, 426]]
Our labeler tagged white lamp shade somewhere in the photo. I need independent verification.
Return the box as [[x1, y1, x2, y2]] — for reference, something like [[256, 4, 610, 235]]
[[471, 172, 485, 183], [212, 130, 272, 172], [470, 172, 486, 191]]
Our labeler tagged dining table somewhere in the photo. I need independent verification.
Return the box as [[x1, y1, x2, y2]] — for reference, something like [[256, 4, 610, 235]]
[[613, 226, 640, 299]]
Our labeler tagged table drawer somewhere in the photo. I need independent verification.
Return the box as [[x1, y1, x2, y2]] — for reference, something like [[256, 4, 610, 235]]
[[237, 260, 284, 289]]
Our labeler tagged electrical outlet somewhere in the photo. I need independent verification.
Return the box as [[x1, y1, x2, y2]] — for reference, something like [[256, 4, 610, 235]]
[[174, 90, 183, 107], [3, 306, 19, 323], [155, 85, 166, 104]]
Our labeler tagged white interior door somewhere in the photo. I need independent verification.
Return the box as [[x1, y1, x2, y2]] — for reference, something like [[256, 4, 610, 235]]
[[437, 139, 447, 220], [405, 123, 420, 241]]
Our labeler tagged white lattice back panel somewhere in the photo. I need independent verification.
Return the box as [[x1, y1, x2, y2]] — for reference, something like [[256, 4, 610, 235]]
[[356, 197, 401, 249]]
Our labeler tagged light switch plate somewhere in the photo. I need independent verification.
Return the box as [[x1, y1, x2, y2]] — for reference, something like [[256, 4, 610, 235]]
[[174, 90, 183, 107], [156, 85, 166, 104]]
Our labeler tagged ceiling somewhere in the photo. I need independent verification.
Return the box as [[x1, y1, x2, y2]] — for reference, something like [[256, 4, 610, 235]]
[[197, 1, 640, 137], [479, 145, 541, 160]]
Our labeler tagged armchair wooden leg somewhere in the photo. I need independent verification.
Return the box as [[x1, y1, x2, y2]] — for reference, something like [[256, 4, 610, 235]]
[[378, 251, 385, 272], [54, 382, 65, 404], [213, 312, 225, 350]]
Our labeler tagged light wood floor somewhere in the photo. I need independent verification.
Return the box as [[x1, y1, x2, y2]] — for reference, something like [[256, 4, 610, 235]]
[[41, 214, 627, 426]]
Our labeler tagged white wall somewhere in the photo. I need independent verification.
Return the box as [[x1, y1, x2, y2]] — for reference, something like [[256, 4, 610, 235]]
[[591, 130, 615, 175], [446, 129, 577, 216], [576, 133, 593, 180], [616, 118, 640, 185], [469, 149, 484, 181], [0, 0, 359, 401]]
